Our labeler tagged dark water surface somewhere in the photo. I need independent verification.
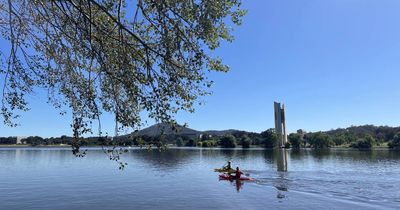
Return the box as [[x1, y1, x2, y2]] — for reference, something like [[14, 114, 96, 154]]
[[0, 147, 399, 209]]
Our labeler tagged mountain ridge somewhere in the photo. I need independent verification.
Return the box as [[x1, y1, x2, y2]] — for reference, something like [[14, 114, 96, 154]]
[[128, 123, 400, 140], [132, 123, 242, 137]]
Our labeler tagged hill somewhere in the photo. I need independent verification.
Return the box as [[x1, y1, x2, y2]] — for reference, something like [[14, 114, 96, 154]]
[[323, 124, 400, 141], [133, 123, 200, 136], [132, 123, 242, 137]]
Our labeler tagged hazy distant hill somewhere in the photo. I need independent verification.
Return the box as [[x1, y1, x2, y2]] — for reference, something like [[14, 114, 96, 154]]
[[125, 123, 400, 142], [132, 123, 241, 137], [133, 123, 200, 136]]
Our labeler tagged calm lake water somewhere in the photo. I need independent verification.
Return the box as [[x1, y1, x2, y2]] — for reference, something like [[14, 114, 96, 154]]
[[0, 147, 399, 210]]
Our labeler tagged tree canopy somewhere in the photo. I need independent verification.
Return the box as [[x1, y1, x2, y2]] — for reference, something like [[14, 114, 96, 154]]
[[261, 128, 277, 148], [220, 134, 236, 148], [0, 0, 246, 151]]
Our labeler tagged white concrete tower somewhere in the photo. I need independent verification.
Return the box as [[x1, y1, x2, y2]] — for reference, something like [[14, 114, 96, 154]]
[[274, 102, 288, 147]]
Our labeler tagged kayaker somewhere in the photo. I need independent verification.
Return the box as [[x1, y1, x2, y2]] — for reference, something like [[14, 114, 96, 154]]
[[234, 167, 243, 179], [224, 161, 232, 170]]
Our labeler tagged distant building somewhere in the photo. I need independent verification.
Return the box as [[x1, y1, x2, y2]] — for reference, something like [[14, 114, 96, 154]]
[[274, 102, 288, 147], [297, 129, 306, 135], [297, 129, 307, 147], [199, 134, 212, 140], [16, 136, 27, 144]]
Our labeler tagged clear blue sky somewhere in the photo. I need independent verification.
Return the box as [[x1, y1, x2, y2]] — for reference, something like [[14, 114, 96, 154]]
[[2, 0, 400, 137]]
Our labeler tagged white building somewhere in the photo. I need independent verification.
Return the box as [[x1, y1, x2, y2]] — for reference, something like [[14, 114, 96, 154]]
[[16, 136, 27, 144]]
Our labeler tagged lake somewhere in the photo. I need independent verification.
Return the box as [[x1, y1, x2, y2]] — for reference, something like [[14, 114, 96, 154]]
[[0, 147, 399, 209]]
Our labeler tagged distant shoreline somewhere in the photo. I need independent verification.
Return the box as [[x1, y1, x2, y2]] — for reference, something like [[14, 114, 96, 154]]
[[0, 144, 71, 148], [0, 144, 396, 150]]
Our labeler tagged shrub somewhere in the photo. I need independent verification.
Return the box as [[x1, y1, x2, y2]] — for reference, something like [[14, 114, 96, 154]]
[[261, 129, 277, 148], [25, 136, 44, 146], [288, 133, 302, 149], [350, 135, 375, 149], [202, 141, 217, 147], [176, 137, 184, 147], [185, 139, 196, 147], [307, 132, 333, 149], [284, 142, 291, 148], [332, 135, 346, 146], [388, 133, 400, 149], [220, 134, 236, 148], [240, 136, 251, 148]]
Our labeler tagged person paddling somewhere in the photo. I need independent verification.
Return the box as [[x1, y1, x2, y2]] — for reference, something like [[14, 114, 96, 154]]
[[223, 161, 232, 170], [234, 167, 243, 179]]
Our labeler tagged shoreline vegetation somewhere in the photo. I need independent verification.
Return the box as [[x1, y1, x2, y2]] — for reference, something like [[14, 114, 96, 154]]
[[2, 124, 400, 150], [0, 144, 394, 150]]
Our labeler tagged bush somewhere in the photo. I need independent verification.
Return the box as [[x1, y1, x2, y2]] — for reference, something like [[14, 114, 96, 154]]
[[332, 135, 346, 146], [264, 138, 277, 148], [261, 129, 277, 148], [0, 137, 17, 144], [209, 140, 218, 147], [288, 133, 302, 149], [388, 133, 400, 149], [284, 142, 291, 148], [350, 135, 375, 149], [220, 135, 236, 148], [185, 139, 196, 147], [25, 136, 44, 146], [240, 135, 251, 148], [351, 139, 371, 149], [307, 132, 333, 149], [197, 141, 202, 147], [201, 141, 210, 147], [250, 136, 263, 145], [176, 137, 184, 147]]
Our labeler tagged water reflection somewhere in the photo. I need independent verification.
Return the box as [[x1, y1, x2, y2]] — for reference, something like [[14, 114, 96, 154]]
[[296, 148, 400, 163], [220, 149, 237, 160], [125, 148, 194, 171], [289, 149, 303, 160], [263, 149, 274, 165], [219, 178, 245, 192], [274, 149, 289, 200], [310, 149, 332, 162], [276, 149, 288, 172], [0, 148, 400, 209]]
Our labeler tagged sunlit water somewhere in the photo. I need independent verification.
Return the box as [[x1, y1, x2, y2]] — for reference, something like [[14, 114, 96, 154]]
[[0, 147, 399, 209]]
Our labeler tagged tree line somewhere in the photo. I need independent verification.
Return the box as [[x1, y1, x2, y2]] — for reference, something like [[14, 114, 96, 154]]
[[288, 125, 400, 149], [2, 125, 400, 149]]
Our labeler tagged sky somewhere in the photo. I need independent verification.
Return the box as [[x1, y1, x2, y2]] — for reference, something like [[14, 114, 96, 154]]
[[2, 0, 400, 137]]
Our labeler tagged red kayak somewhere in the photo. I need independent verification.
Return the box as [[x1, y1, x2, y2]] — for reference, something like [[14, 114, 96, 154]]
[[219, 174, 254, 181]]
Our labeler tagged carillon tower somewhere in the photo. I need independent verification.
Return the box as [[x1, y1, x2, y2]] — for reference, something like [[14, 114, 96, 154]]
[[274, 102, 287, 147]]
